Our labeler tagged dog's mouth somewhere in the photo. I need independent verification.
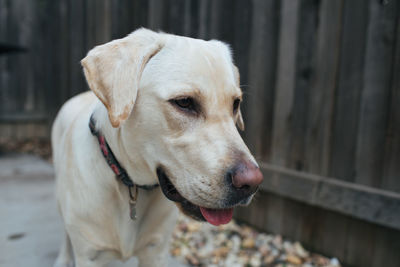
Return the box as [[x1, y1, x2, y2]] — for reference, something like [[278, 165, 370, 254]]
[[156, 167, 234, 226]]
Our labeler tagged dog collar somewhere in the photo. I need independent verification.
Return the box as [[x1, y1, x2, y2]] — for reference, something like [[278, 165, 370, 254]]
[[89, 115, 159, 219]]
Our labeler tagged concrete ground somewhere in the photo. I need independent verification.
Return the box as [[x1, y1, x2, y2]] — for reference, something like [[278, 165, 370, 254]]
[[0, 154, 186, 267]]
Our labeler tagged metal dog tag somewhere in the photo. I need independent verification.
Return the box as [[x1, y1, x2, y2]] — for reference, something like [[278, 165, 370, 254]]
[[128, 185, 138, 220], [129, 200, 137, 220]]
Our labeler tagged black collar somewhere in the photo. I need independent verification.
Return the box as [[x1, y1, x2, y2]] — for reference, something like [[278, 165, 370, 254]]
[[89, 115, 159, 191]]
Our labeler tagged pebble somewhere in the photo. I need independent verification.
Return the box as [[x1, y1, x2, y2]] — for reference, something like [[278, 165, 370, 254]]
[[287, 254, 302, 265], [242, 237, 255, 249]]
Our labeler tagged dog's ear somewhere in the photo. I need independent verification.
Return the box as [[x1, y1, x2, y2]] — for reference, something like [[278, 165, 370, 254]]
[[81, 29, 164, 128], [233, 65, 245, 131]]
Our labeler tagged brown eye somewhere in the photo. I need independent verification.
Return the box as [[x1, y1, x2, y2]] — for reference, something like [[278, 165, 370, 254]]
[[171, 97, 197, 113], [233, 98, 240, 113]]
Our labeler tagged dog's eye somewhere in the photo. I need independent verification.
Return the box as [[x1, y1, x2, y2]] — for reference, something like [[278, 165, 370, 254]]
[[233, 98, 241, 113], [171, 97, 197, 113]]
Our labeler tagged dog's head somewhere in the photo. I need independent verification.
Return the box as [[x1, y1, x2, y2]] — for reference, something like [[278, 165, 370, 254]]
[[82, 28, 263, 226]]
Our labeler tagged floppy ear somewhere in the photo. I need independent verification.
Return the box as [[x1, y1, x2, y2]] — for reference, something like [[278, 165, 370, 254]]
[[81, 29, 164, 127], [233, 65, 245, 131]]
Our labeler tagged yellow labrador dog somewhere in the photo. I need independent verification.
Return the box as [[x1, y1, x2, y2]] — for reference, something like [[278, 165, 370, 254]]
[[52, 28, 263, 267]]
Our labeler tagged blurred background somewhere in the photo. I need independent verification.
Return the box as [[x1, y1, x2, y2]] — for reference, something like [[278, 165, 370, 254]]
[[0, 0, 399, 266]]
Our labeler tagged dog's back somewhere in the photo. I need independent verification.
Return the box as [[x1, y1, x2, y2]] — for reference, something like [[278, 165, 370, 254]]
[[51, 91, 96, 172]]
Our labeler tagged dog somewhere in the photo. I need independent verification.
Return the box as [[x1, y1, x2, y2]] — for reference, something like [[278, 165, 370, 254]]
[[52, 28, 263, 267]]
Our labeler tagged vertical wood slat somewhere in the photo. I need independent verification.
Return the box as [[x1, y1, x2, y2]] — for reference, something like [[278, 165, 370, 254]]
[[329, 0, 369, 182], [3, 0, 32, 114], [231, 0, 252, 89], [14, 0, 34, 113], [148, 0, 165, 31], [185, 0, 199, 38], [280, 0, 319, 171], [166, 0, 187, 35], [355, 0, 398, 187], [69, 0, 86, 97], [197, 0, 211, 40], [270, 0, 300, 167], [111, 0, 135, 39], [245, 0, 280, 160], [54, 0, 70, 113], [0, 0, 10, 115], [382, 5, 400, 193], [33, 0, 51, 115], [303, 0, 343, 175]]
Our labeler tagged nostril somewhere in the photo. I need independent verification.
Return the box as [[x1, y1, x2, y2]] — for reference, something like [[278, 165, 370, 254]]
[[238, 184, 250, 190], [229, 161, 264, 190]]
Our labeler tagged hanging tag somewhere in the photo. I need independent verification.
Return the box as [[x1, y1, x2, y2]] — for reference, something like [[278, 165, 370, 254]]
[[129, 199, 137, 220], [128, 185, 138, 220]]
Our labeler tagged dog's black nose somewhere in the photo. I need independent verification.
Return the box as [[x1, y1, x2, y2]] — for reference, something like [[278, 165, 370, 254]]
[[226, 161, 263, 204]]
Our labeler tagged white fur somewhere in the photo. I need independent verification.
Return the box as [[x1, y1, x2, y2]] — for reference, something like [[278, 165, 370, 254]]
[[52, 29, 256, 267]]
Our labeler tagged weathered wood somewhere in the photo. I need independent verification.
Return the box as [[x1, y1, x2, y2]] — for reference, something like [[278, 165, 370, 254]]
[[197, 0, 210, 39], [0, 122, 49, 139], [260, 162, 400, 230], [166, 0, 186, 35], [382, 3, 400, 193], [355, 0, 398, 187], [0, 113, 47, 122], [69, 0, 86, 97], [304, 0, 342, 175], [345, 220, 376, 267], [132, 0, 149, 32], [0, 0, 10, 115], [51, 0, 70, 112], [270, 0, 300, 167], [329, 0, 369, 182], [110, 0, 137, 39], [148, 0, 165, 31], [371, 225, 400, 267], [308, 208, 349, 262], [231, 0, 252, 90], [245, 0, 280, 160], [184, 0, 199, 38], [278, 0, 319, 171]]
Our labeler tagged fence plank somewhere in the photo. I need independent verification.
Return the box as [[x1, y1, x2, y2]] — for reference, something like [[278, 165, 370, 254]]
[[345, 220, 376, 267], [231, 0, 252, 90], [308, 209, 349, 263], [304, 0, 342, 175], [270, 0, 299, 167], [69, 0, 86, 97], [110, 0, 137, 39], [371, 226, 400, 267], [245, 0, 280, 160], [283, 0, 319, 171], [197, 0, 211, 39], [50, 0, 70, 114], [329, 0, 369, 182], [148, 0, 165, 31], [355, 0, 398, 187], [0, 0, 10, 116], [260, 162, 400, 230], [382, 6, 400, 193]]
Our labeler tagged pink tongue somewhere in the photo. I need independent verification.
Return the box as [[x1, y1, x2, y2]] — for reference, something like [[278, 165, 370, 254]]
[[200, 207, 234, 226]]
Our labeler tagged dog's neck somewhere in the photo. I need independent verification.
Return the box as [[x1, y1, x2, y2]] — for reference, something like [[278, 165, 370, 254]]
[[89, 114, 159, 191]]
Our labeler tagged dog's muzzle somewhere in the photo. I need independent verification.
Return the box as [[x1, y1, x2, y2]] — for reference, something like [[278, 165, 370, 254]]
[[156, 162, 263, 226]]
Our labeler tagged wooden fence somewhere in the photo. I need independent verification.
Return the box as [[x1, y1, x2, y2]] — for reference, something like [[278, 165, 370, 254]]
[[1, 0, 399, 266]]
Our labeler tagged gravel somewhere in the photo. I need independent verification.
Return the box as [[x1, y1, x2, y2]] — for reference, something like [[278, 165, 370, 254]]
[[170, 215, 341, 267]]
